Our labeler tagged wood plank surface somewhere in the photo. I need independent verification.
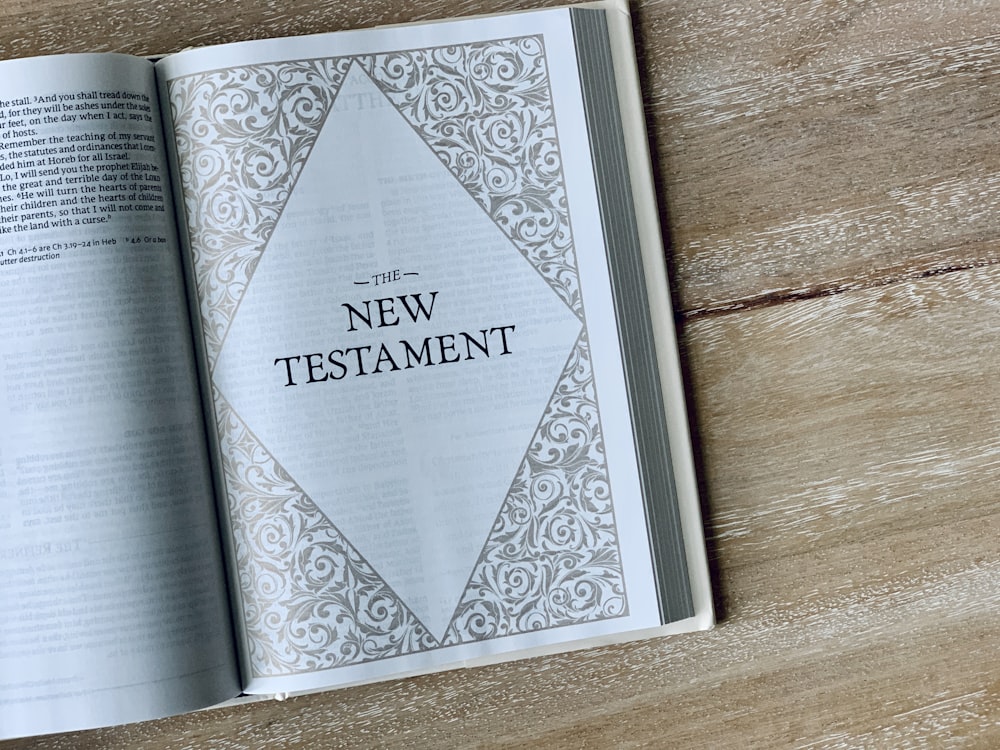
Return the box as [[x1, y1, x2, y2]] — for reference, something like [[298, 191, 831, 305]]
[[2, 0, 1000, 747]]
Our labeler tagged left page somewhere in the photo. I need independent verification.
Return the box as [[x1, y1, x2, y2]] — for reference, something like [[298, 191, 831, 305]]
[[0, 54, 239, 739]]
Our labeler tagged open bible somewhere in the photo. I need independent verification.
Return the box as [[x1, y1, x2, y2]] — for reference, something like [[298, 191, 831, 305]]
[[0, 1, 713, 738]]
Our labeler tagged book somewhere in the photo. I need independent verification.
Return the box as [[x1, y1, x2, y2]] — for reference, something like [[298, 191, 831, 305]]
[[0, 0, 713, 739]]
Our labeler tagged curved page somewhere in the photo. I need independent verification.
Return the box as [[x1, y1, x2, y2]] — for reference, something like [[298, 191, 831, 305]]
[[0, 54, 239, 739]]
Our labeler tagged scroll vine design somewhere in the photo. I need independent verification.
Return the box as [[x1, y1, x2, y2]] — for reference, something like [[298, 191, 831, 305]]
[[359, 38, 582, 318], [216, 389, 438, 676], [444, 330, 626, 644], [168, 59, 352, 368]]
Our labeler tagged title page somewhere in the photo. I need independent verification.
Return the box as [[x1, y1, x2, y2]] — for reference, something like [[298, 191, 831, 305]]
[[160, 8, 664, 692]]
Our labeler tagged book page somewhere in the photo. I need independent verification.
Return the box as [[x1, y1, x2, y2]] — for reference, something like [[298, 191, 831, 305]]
[[0, 54, 239, 739], [159, 7, 677, 695]]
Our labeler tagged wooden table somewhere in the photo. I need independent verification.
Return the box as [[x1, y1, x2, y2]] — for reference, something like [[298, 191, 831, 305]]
[[3, 0, 999, 746]]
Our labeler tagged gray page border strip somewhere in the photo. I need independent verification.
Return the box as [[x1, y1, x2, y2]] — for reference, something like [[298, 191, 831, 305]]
[[570, 8, 694, 623]]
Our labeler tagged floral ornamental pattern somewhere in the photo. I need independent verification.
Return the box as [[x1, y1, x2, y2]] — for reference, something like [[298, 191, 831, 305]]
[[166, 35, 628, 676], [216, 389, 438, 675], [168, 59, 353, 368], [444, 330, 626, 644], [360, 39, 583, 319]]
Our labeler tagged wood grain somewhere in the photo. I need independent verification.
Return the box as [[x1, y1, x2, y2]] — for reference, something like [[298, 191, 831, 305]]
[[687, 263, 1000, 568], [656, 38, 1000, 313], [3, 0, 1000, 747], [636, 0, 1000, 313]]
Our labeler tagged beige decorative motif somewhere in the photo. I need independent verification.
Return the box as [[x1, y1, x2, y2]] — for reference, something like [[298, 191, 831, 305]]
[[359, 38, 582, 318], [216, 389, 438, 675], [169, 59, 353, 368], [445, 329, 627, 644]]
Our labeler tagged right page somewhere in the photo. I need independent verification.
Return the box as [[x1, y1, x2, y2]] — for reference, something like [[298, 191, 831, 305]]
[[157, 1, 711, 695]]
